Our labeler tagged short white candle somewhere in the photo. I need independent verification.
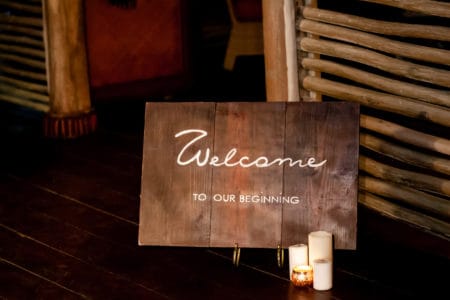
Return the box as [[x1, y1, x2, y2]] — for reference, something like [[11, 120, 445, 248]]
[[288, 244, 308, 277], [313, 258, 333, 290], [308, 231, 333, 268]]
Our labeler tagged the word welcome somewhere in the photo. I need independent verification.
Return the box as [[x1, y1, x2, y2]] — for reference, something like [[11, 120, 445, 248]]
[[175, 129, 327, 169]]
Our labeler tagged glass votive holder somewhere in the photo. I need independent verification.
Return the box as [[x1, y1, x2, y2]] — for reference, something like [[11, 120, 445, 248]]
[[291, 265, 313, 288]]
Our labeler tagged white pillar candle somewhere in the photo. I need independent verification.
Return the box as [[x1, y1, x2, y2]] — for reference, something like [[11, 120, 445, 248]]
[[313, 258, 333, 290], [288, 244, 308, 277], [308, 231, 333, 268]]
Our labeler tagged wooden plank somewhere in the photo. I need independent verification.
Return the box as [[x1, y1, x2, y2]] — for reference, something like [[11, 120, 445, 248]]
[[0, 227, 166, 299], [139, 102, 359, 249], [42, 152, 139, 197], [0, 174, 138, 245], [139, 102, 214, 246], [1, 133, 141, 224], [282, 102, 359, 249], [0, 189, 290, 300], [49, 126, 144, 179], [6, 158, 140, 223], [0, 260, 81, 300], [210, 102, 285, 248], [0, 131, 144, 233]]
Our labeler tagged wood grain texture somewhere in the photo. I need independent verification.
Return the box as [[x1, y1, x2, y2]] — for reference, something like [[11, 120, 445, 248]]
[[44, 0, 91, 115], [299, 19, 450, 66], [282, 102, 359, 249], [140, 102, 359, 249], [302, 7, 450, 41], [361, 0, 450, 18], [300, 38, 450, 88], [210, 102, 285, 248], [139, 102, 214, 246], [262, 0, 288, 102], [301, 58, 450, 108]]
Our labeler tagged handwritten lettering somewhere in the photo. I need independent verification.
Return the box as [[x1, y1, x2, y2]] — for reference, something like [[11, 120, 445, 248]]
[[175, 129, 327, 169]]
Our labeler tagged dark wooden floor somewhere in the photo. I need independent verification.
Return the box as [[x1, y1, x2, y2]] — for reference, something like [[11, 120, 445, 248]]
[[1, 5, 449, 297], [1, 98, 449, 300]]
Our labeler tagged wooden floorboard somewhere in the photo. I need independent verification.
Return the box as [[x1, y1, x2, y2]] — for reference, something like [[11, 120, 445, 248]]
[[0, 227, 165, 299], [0, 168, 289, 299], [0, 174, 137, 245], [4, 154, 140, 224], [0, 260, 83, 300]]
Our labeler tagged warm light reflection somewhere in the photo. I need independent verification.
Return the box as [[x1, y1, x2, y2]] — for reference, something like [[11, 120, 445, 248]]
[[291, 265, 313, 287]]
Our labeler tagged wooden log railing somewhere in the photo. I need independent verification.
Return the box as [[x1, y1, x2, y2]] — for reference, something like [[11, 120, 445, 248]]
[[360, 0, 450, 18], [360, 115, 450, 156], [300, 38, 450, 88], [301, 58, 450, 108], [359, 192, 450, 238], [300, 19, 450, 66], [0, 0, 42, 14], [302, 77, 450, 127], [360, 132, 450, 176], [292, 0, 450, 239], [301, 6, 450, 41], [0, 0, 49, 112]]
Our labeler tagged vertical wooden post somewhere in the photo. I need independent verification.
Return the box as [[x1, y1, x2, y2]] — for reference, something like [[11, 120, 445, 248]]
[[43, 0, 96, 138], [263, 0, 300, 102], [263, 0, 289, 102]]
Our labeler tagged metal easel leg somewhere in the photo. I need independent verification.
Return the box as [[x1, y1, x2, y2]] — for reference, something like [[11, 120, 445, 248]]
[[233, 243, 241, 267], [277, 244, 285, 268]]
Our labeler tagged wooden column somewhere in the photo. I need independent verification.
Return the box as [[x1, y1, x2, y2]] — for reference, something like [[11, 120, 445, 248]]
[[263, 0, 301, 102], [262, 0, 289, 102], [43, 0, 96, 138]]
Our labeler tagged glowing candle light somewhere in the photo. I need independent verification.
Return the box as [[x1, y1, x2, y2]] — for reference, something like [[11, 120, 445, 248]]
[[291, 265, 313, 287]]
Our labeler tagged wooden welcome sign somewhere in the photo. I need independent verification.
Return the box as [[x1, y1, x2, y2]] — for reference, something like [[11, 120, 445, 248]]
[[139, 102, 359, 249]]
